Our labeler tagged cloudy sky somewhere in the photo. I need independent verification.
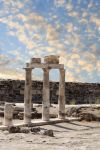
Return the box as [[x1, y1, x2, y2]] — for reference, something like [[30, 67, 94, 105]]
[[0, 0, 100, 82]]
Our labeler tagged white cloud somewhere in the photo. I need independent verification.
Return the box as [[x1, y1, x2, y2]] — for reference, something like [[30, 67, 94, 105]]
[[54, 0, 65, 7], [66, 23, 74, 32], [96, 61, 100, 68], [90, 16, 100, 31], [65, 3, 73, 11]]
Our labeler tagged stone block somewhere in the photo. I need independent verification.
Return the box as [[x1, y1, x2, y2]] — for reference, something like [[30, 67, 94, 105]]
[[31, 58, 41, 64], [44, 55, 59, 64], [4, 103, 15, 126], [43, 129, 54, 137]]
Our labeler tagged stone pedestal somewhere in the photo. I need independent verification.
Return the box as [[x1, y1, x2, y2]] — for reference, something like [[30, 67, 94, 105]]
[[58, 69, 65, 119], [42, 68, 50, 121], [24, 68, 32, 124], [4, 103, 14, 126]]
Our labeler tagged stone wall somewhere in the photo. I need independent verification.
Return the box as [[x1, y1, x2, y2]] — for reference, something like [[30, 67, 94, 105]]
[[0, 79, 100, 104]]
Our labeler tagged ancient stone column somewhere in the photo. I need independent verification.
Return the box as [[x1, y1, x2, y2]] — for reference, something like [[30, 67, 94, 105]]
[[4, 103, 14, 126], [24, 66, 32, 124], [42, 68, 50, 121], [58, 68, 65, 119]]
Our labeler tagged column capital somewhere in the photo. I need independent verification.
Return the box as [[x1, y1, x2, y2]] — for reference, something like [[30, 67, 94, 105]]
[[25, 68, 32, 71], [26, 63, 30, 67], [42, 67, 51, 72]]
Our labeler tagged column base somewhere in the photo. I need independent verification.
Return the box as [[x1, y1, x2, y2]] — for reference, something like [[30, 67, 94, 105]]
[[24, 116, 31, 124], [42, 116, 49, 121], [58, 112, 65, 120]]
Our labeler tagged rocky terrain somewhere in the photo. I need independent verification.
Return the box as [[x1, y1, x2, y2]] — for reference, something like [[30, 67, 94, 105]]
[[0, 104, 100, 150], [0, 104, 100, 123], [0, 80, 100, 150], [0, 121, 100, 150], [0, 79, 100, 104]]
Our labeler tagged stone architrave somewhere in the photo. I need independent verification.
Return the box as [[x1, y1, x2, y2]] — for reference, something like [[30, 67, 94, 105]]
[[58, 68, 65, 119], [42, 68, 50, 121], [24, 66, 32, 124], [4, 103, 14, 126]]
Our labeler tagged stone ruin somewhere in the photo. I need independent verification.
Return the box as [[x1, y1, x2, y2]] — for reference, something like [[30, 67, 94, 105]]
[[3, 55, 66, 126], [24, 55, 65, 124], [4, 103, 14, 126]]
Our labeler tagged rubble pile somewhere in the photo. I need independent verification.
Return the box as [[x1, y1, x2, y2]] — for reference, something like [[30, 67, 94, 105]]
[[66, 106, 100, 121], [8, 126, 54, 136], [0, 79, 100, 104]]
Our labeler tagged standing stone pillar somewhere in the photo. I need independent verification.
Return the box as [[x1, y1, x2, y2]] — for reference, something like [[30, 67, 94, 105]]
[[24, 65, 32, 124], [58, 68, 65, 119], [4, 103, 14, 126], [42, 68, 50, 121]]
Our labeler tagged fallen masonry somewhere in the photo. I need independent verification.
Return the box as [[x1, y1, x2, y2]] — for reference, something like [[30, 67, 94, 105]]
[[8, 126, 54, 137]]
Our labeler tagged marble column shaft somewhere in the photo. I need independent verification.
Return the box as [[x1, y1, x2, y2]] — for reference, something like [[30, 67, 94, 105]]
[[24, 68, 32, 124], [42, 68, 50, 121], [58, 68, 65, 119]]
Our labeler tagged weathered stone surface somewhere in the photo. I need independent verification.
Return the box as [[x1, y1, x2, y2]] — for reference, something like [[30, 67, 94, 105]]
[[8, 126, 30, 133], [66, 106, 100, 121], [42, 68, 50, 121], [7, 126, 54, 137], [4, 103, 15, 126], [24, 68, 32, 124], [0, 80, 100, 104], [17, 112, 42, 120], [44, 55, 59, 64], [80, 113, 100, 121], [30, 127, 40, 133], [58, 69, 65, 119], [30, 58, 41, 64], [42, 129, 54, 137], [20, 127, 30, 133], [8, 126, 21, 133]]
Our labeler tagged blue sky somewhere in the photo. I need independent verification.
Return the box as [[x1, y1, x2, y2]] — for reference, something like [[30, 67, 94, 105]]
[[0, 0, 100, 82]]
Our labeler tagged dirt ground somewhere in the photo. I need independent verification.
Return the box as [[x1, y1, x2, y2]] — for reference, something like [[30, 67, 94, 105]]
[[0, 121, 100, 150], [0, 104, 100, 150]]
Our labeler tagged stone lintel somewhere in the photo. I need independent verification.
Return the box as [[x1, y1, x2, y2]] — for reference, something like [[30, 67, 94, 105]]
[[24, 63, 64, 69]]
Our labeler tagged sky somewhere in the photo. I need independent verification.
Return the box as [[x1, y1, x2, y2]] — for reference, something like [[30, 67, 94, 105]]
[[0, 0, 100, 82]]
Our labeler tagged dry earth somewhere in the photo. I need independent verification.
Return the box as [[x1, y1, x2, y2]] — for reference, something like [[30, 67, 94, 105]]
[[0, 121, 100, 150], [0, 104, 100, 150]]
